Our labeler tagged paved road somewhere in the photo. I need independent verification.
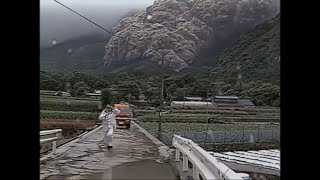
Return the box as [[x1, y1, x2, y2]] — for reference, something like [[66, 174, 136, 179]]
[[40, 125, 177, 180]]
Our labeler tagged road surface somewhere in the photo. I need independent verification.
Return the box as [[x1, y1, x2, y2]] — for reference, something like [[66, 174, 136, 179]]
[[40, 125, 178, 180]]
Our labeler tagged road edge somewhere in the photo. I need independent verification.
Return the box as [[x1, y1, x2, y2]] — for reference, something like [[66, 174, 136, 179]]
[[132, 121, 180, 180], [40, 125, 102, 163]]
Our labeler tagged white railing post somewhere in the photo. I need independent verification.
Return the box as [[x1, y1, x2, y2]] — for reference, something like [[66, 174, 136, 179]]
[[52, 141, 57, 154], [193, 166, 200, 180], [40, 129, 62, 155], [175, 149, 181, 162], [52, 131, 60, 154], [172, 134, 250, 180], [56, 131, 60, 139], [183, 154, 189, 171]]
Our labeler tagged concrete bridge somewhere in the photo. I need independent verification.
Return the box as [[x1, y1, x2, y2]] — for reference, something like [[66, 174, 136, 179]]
[[41, 122, 279, 180], [40, 122, 177, 180]]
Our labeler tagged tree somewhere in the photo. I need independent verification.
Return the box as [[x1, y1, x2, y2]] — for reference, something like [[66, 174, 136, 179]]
[[94, 79, 110, 90], [50, 73, 65, 90], [242, 81, 279, 106], [116, 81, 140, 101], [72, 81, 89, 97], [101, 88, 113, 107], [171, 88, 187, 101], [145, 86, 159, 101], [40, 74, 60, 91], [272, 97, 280, 107]]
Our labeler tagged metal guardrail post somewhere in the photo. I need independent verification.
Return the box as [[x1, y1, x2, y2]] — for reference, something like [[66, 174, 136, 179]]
[[54, 131, 61, 154], [224, 125, 227, 143], [183, 154, 189, 171], [242, 125, 245, 142], [193, 166, 200, 179], [52, 141, 57, 154], [175, 149, 181, 162], [258, 125, 260, 142], [40, 129, 62, 155]]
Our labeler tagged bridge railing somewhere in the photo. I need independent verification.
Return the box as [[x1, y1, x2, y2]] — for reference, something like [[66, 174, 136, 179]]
[[172, 134, 250, 180], [40, 129, 62, 154]]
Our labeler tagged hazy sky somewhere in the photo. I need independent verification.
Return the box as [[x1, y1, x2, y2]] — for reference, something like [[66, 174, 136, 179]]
[[40, 0, 154, 47]]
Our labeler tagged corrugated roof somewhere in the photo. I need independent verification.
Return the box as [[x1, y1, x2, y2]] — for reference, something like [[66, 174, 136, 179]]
[[185, 97, 203, 100], [85, 93, 101, 96], [171, 101, 213, 106], [214, 96, 239, 99]]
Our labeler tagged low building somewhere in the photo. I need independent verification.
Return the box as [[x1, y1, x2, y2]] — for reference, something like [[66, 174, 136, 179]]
[[131, 100, 155, 107], [213, 96, 239, 103], [171, 101, 213, 107], [211, 96, 254, 107], [184, 96, 203, 102], [171, 95, 254, 108], [54, 91, 71, 97], [94, 90, 102, 94], [85, 93, 101, 99]]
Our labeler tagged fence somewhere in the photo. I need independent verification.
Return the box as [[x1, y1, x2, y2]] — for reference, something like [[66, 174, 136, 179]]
[[173, 134, 250, 180], [40, 129, 62, 154], [159, 127, 280, 146]]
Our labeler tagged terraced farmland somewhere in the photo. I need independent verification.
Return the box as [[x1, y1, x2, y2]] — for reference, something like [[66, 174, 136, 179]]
[[135, 106, 280, 123], [135, 106, 280, 145]]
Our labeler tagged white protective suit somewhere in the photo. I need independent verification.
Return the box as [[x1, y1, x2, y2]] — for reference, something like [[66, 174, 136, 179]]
[[99, 108, 121, 147]]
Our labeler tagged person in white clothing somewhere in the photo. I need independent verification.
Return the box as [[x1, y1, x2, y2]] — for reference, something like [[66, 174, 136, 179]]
[[99, 105, 121, 149]]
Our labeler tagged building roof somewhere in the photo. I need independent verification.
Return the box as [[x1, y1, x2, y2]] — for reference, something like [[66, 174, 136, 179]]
[[171, 101, 213, 106], [85, 93, 101, 96], [185, 97, 203, 101], [214, 96, 239, 100], [238, 99, 255, 106], [213, 99, 254, 107]]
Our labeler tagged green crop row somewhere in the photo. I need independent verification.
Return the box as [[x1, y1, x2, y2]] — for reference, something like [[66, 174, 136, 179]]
[[138, 113, 279, 118], [40, 98, 100, 104], [137, 115, 280, 123], [168, 106, 280, 112], [40, 100, 101, 112], [135, 109, 280, 116], [40, 110, 100, 120], [40, 95, 100, 102], [138, 122, 280, 137]]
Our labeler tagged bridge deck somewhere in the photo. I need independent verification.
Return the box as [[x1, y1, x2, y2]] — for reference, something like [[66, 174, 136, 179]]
[[212, 150, 280, 176], [40, 125, 177, 180]]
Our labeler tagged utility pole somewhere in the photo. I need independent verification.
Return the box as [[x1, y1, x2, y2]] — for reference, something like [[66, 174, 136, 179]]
[[157, 58, 164, 140], [237, 62, 243, 94], [183, 91, 186, 109], [206, 89, 209, 124]]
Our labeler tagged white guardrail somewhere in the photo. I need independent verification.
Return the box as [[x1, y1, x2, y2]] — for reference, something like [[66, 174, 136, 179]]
[[172, 134, 250, 180], [40, 129, 62, 154]]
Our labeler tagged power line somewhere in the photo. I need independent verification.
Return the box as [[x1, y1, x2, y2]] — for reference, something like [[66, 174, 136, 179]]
[[53, 0, 114, 36], [52, 0, 141, 68], [52, 0, 135, 46]]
